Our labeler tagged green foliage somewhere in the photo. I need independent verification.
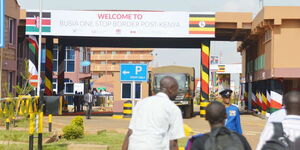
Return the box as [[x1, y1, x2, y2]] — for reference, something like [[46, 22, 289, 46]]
[[71, 116, 84, 129], [62, 124, 84, 140], [13, 60, 35, 96], [62, 116, 84, 140]]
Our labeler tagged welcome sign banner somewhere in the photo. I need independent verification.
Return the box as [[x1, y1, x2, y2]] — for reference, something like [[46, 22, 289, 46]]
[[26, 10, 215, 38]]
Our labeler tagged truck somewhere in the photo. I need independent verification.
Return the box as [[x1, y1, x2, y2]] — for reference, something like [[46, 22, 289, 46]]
[[149, 65, 195, 118]]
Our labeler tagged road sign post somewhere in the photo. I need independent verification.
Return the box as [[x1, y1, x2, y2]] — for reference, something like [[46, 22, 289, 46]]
[[120, 64, 148, 107]]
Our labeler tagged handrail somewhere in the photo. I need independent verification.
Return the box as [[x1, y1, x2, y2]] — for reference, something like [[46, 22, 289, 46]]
[[0, 96, 39, 102]]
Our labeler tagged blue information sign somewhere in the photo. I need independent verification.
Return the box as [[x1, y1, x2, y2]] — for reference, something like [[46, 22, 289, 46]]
[[0, 0, 4, 48], [120, 64, 148, 82]]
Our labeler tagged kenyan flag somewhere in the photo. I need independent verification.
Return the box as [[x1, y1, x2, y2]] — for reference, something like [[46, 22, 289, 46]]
[[269, 79, 283, 113], [28, 35, 38, 87], [270, 91, 283, 113], [26, 12, 51, 33]]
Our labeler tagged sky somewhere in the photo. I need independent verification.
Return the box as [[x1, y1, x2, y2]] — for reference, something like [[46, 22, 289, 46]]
[[17, 0, 300, 78]]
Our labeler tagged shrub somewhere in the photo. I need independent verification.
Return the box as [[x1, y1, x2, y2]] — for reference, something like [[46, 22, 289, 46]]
[[62, 124, 84, 140], [62, 116, 84, 140], [71, 116, 84, 129]]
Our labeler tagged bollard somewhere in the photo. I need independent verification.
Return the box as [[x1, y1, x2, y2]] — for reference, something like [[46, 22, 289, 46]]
[[123, 100, 132, 118], [38, 112, 43, 150], [48, 114, 52, 132], [200, 100, 210, 118], [5, 118, 10, 130], [29, 113, 35, 150]]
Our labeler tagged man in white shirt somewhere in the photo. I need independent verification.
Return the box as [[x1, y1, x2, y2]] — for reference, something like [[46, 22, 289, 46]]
[[122, 76, 185, 150], [256, 91, 300, 150], [84, 90, 93, 119]]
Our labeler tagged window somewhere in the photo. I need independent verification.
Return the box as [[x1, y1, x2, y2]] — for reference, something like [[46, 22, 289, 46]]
[[100, 51, 106, 54], [101, 61, 106, 64], [65, 83, 74, 93], [140, 61, 145, 64], [126, 51, 131, 54], [65, 47, 75, 72], [122, 83, 131, 99], [112, 62, 116, 65], [66, 60, 75, 72], [112, 51, 117, 55], [64, 79, 74, 94], [135, 83, 141, 99], [67, 48, 75, 59], [121, 83, 142, 99], [53, 45, 58, 72], [9, 18, 15, 45], [8, 72, 13, 93]]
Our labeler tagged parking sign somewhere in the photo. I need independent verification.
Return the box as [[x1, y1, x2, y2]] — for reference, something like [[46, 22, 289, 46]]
[[120, 64, 148, 82]]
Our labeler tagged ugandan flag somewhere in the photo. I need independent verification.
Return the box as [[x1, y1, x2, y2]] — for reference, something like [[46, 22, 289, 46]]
[[26, 12, 51, 33], [218, 65, 225, 72], [189, 14, 215, 36]]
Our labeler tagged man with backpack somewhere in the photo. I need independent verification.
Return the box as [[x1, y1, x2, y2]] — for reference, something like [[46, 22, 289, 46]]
[[190, 101, 251, 150], [256, 90, 300, 150]]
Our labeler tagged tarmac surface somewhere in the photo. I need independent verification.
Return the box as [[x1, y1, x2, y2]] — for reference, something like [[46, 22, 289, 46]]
[[49, 114, 266, 149]]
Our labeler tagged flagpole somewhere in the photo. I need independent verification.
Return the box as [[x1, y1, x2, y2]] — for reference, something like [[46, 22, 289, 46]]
[[37, 0, 42, 96]]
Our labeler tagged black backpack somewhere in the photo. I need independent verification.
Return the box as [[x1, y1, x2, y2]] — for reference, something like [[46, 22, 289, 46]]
[[204, 127, 245, 150], [261, 122, 294, 150]]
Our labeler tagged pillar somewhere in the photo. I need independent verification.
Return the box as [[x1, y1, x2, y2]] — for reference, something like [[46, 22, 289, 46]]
[[200, 41, 210, 101], [45, 37, 53, 96], [57, 44, 65, 95]]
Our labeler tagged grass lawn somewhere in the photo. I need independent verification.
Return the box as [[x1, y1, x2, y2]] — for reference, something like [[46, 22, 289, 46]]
[[0, 130, 50, 142], [59, 130, 188, 150], [0, 144, 68, 150], [0, 130, 188, 150], [58, 130, 125, 150]]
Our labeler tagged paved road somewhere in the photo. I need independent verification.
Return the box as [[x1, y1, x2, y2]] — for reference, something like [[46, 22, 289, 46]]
[[50, 114, 266, 149]]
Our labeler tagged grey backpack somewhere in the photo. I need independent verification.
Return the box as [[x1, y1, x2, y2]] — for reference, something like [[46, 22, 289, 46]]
[[261, 122, 294, 150], [204, 127, 245, 150]]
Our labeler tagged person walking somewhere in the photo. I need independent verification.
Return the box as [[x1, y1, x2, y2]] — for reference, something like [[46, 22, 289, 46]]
[[256, 90, 300, 150], [84, 90, 94, 119], [73, 91, 79, 112], [220, 89, 242, 134], [122, 76, 185, 150], [190, 101, 251, 150]]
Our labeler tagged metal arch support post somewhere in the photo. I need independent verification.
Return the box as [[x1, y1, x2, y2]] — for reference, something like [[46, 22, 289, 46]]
[[200, 41, 210, 101], [58, 42, 66, 112], [45, 37, 53, 96], [57, 44, 66, 96]]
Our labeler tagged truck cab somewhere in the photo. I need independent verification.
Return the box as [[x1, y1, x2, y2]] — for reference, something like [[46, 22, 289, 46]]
[[149, 66, 195, 118]]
